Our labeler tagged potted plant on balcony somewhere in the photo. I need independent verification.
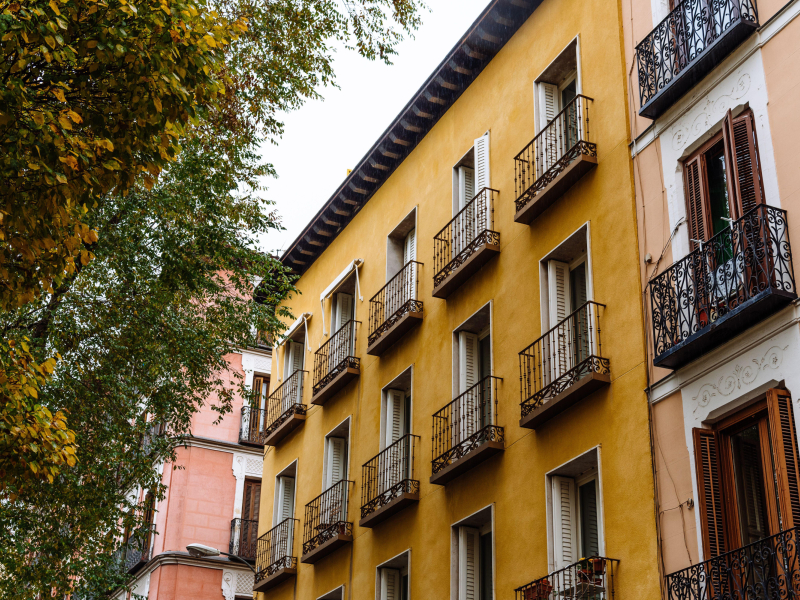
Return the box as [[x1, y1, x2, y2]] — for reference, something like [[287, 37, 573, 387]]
[[577, 557, 605, 586], [523, 579, 553, 600]]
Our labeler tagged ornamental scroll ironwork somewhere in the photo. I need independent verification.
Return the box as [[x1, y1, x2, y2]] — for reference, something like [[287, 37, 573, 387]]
[[263, 369, 308, 440], [514, 556, 618, 600], [302, 479, 354, 556], [254, 518, 298, 583], [368, 261, 423, 347], [514, 95, 595, 212], [519, 301, 609, 416], [433, 187, 499, 288], [635, 0, 758, 109], [649, 205, 795, 361], [312, 320, 360, 395], [664, 526, 800, 600], [431, 376, 504, 475], [361, 434, 420, 519]]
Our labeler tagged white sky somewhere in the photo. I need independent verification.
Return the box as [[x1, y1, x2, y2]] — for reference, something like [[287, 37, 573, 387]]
[[258, 0, 491, 256]]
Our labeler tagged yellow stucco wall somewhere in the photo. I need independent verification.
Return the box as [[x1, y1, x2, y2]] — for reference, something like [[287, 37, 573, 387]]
[[258, 0, 660, 597]]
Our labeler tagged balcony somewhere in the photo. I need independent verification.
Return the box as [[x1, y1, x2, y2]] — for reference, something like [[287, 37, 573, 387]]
[[519, 301, 610, 429], [367, 261, 423, 356], [515, 557, 618, 600], [514, 95, 596, 224], [119, 531, 152, 574], [430, 375, 504, 486], [636, 0, 759, 120], [263, 370, 308, 446], [239, 406, 267, 447], [650, 205, 795, 370], [665, 527, 799, 599], [311, 320, 360, 406], [229, 518, 258, 562], [253, 518, 298, 593], [432, 188, 500, 299], [359, 434, 420, 528], [301, 479, 354, 564]]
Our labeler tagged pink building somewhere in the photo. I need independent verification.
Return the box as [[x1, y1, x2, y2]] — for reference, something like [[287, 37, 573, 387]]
[[118, 345, 272, 600]]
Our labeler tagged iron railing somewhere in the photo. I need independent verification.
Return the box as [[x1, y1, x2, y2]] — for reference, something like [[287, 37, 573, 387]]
[[515, 557, 618, 600], [263, 369, 307, 440], [665, 527, 800, 599], [514, 95, 594, 212], [313, 320, 360, 396], [229, 517, 258, 561], [519, 301, 609, 417], [120, 528, 154, 572], [433, 187, 499, 288], [368, 261, 423, 347], [431, 375, 503, 475], [361, 434, 420, 520], [239, 406, 267, 445], [254, 518, 298, 584], [650, 205, 794, 360], [302, 479, 354, 556], [636, 0, 758, 109]]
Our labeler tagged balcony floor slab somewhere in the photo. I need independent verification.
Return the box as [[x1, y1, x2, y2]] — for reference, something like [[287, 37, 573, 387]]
[[300, 532, 353, 564], [430, 439, 504, 486], [311, 367, 360, 406], [263, 412, 307, 447], [432, 243, 500, 299], [359, 491, 419, 528], [520, 371, 611, 430], [253, 567, 297, 593], [367, 311, 423, 356]]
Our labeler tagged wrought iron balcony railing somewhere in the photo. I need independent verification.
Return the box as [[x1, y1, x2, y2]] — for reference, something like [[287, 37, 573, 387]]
[[229, 517, 258, 562], [360, 434, 420, 525], [263, 369, 307, 443], [239, 406, 267, 446], [433, 187, 500, 298], [312, 319, 360, 398], [636, 0, 759, 119], [514, 95, 595, 223], [119, 528, 154, 574], [367, 261, 423, 352], [665, 527, 800, 599], [254, 518, 298, 585], [302, 479, 354, 557], [519, 301, 609, 427], [515, 557, 618, 600], [431, 375, 503, 478], [650, 204, 795, 369]]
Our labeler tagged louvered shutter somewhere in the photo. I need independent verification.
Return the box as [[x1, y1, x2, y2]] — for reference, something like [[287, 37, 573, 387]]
[[243, 479, 261, 520], [457, 332, 479, 445], [334, 293, 354, 332], [552, 476, 577, 571], [728, 110, 764, 217], [404, 229, 416, 263], [767, 389, 800, 529], [403, 229, 417, 301], [290, 341, 304, 373], [692, 428, 726, 559], [474, 134, 491, 235], [538, 83, 558, 131], [578, 480, 599, 557], [326, 437, 346, 489], [277, 476, 295, 522], [385, 390, 407, 448], [548, 261, 572, 382], [459, 332, 479, 393], [457, 166, 476, 254], [252, 376, 264, 408], [380, 569, 401, 600], [684, 155, 709, 250], [458, 527, 480, 600], [539, 83, 559, 174], [459, 166, 475, 210]]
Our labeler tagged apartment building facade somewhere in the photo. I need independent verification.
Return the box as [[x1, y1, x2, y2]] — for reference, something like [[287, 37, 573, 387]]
[[254, 0, 661, 598], [117, 345, 272, 600], [623, 0, 800, 596]]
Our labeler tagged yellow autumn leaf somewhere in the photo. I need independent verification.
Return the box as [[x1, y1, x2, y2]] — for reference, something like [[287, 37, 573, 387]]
[[52, 87, 65, 102], [57, 115, 72, 130], [31, 112, 45, 126], [153, 96, 162, 112], [48, 0, 60, 15]]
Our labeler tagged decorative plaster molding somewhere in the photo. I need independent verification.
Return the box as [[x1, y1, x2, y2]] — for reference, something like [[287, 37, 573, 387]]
[[232, 451, 263, 519], [222, 569, 236, 600], [692, 345, 788, 411]]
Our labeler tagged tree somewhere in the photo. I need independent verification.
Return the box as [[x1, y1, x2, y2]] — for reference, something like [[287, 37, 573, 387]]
[[0, 0, 426, 596]]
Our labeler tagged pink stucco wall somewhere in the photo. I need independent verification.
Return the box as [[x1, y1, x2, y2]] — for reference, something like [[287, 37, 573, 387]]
[[190, 353, 248, 444], [149, 564, 223, 600]]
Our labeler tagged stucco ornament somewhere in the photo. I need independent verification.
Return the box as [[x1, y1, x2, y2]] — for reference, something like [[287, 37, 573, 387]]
[[221, 569, 236, 600], [692, 345, 788, 411], [672, 72, 751, 152]]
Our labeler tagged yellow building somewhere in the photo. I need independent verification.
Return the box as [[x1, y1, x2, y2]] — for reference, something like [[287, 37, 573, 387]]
[[251, 0, 660, 598]]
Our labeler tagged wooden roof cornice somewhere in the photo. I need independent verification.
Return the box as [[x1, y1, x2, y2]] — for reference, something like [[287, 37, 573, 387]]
[[281, 0, 541, 274]]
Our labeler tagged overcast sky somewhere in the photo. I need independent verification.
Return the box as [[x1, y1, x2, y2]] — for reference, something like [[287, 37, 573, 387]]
[[257, 0, 491, 256]]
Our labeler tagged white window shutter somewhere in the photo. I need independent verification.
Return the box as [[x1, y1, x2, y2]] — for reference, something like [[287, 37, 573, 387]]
[[326, 437, 346, 488], [552, 476, 578, 571], [277, 476, 295, 522], [458, 527, 480, 600], [548, 260, 571, 328], [380, 568, 401, 600], [458, 166, 475, 210], [459, 331, 479, 394], [403, 229, 417, 302], [404, 228, 416, 264], [334, 292, 354, 332], [538, 83, 558, 131], [385, 390, 407, 448], [474, 133, 491, 192]]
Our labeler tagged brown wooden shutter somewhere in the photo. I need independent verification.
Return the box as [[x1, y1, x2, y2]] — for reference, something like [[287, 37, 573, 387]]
[[729, 110, 764, 217], [767, 389, 800, 529], [253, 376, 264, 408], [684, 156, 709, 249], [242, 479, 261, 521], [693, 428, 727, 558]]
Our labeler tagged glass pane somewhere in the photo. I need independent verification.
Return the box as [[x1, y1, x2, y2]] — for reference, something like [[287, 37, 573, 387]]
[[730, 424, 771, 545], [579, 480, 600, 557], [480, 532, 493, 600]]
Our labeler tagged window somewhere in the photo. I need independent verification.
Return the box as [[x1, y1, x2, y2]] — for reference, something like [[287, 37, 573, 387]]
[[385, 210, 418, 317], [252, 375, 269, 411], [323, 418, 350, 489], [693, 389, 800, 558], [684, 109, 764, 249], [376, 551, 410, 600], [318, 586, 345, 600], [453, 306, 493, 440], [243, 479, 261, 521], [283, 342, 305, 381], [274, 474, 296, 526], [547, 448, 603, 572], [452, 507, 493, 600], [451, 133, 491, 253]]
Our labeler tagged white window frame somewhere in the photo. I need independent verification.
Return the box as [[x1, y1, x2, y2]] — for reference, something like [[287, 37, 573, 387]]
[[374, 549, 411, 600], [533, 36, 583, 135], [272, 460, 298, 527], [450, 505, 495, 600], [380, 366, 414, 451], [322, 417, 351, 490], [452, 304, 493, 399]]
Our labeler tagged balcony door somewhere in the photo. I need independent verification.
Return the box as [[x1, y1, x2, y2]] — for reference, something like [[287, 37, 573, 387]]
[[274, 475, 295, 560], [384, 389, 411, 491], [453, 134, 491, 256], [283, 341, 304, 407], [456, 331, 491, 446], [546, 259, 589, 384], [250, 375, 269, 436], [330, 292, 355, 368], [693, 389, 800, 559], [241, 479, 261, 558]]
